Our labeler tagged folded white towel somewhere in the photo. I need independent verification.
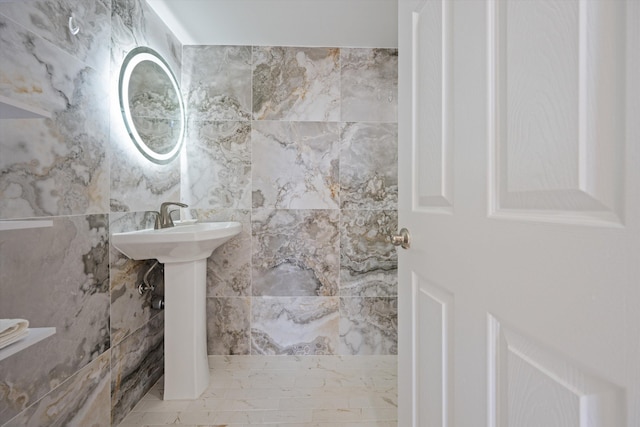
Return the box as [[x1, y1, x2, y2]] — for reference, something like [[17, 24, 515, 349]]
[[0, 319, 29, 350]]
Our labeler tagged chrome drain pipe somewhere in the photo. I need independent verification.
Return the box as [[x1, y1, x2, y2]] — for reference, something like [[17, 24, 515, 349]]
[[137, 260, 160, 295]]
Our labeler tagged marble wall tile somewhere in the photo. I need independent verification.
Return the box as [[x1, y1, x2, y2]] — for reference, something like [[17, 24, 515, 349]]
[[109, 125, 181, 212], [339, 297, 398, 356], [0, 214, 110, 424], [0, 14, 93, 112], [111, 0, 181, 75], [340, 210, 398, 297], [111, 312, 164, 426], [184, 121, 251, 210], [341, 48, 398, 123], [1, 0, 184, 425], [0, 16, 109, 219], [108, 1, 179, 421], [252, 297, 339, 355], [189, 209, 252, 297], [109, 0, 182, 213], [253, 46, 340, 121], [207, 297, 251, 355], [252, 209, 339, 297], [3, 351, 111, 427], [252, 121, 339, 209], [110, 212, 164, 347], [0, 0, 112, 72], [340, 122, 398, 210], [182, 45, 252, 121]]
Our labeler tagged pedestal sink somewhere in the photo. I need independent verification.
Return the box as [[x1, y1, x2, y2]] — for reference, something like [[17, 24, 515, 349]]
[[111, 221, 241, 400]]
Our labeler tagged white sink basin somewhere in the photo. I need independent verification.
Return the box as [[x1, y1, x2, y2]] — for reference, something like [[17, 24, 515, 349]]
[[111, 220, 242, 400], [111, 221, 241, 263]]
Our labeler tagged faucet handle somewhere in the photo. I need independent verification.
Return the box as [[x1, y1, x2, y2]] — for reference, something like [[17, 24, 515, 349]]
[[159, 202, 188, 228], [160, 202, 188, 213], [147, 211, 162, 230]]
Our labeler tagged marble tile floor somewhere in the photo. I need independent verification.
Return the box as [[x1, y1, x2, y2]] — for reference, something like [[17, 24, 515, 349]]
[[118, 355, 398, 427]]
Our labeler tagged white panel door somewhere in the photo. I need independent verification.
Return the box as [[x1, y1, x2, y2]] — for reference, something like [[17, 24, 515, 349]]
[[397, 1, 640, 426]]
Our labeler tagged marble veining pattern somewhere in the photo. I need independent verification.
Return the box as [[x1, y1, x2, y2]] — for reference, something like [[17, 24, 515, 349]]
[[118, 355, 397, 426], [188, 209, 252, 297], [185, 121, 252, 210], [110, 212, 164, 347], [109, 0, 182, 212], [111, 0, 181, 75], [253, 46, 340, 121], [0, 16, 109, 219], [3, 351, 111, 427], [207, 297, 251, 356], [182, 45, 252, 121], [252, 209, 339, 297], [128, 60, 181, 121], [111, 312, 164, 426], [109, 65, 181, 213], [128, 59, 182, 159], [0, 0, 112, 73], [340, 297, 398, 356], [252, 297, 339, 355], [0, 0, 191, 425], [0, 215, 110, 424], [1, 14, 400, 423], [340, 122, 398, 210], [0, 15, 70, 113], [108, 138, 181, 212], [341, 210, 398, 297], [341, 48, 398, 123], [252, 121, 339, 209]]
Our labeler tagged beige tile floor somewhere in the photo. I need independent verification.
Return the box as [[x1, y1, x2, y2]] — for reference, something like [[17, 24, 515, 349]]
[[118, 355, 398, 427]]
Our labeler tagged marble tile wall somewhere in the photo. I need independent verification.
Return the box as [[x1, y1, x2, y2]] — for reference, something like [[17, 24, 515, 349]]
[[110, 0, 182, 213], [182, 45, 398, 358], [0, 0, 181, 425], [1, 4, 397, 427]]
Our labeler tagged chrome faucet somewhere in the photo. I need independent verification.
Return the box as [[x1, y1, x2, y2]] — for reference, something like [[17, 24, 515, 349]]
[[155, 202, 188, 229]]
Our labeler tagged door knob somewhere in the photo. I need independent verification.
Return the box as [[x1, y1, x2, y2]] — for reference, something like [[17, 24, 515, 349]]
[[390, 228, 411, 249]]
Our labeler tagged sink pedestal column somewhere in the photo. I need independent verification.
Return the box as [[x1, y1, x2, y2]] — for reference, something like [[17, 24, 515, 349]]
[[163, 258, 209, 400]]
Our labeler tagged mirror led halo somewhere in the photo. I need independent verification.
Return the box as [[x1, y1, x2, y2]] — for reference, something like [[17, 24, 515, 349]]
[[118, 47, 185, 164]]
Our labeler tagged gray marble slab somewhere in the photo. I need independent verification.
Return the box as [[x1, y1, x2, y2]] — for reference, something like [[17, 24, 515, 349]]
[[109, 212, 164, 347], [111, 0, 181, 76], [185, 121, 252, 210], [207, 297, 251, 356], [182, 45, 252, 121], [0, 15, 109, 219], [0, 214, 110, 424], [0, 0, 111, 73], [110, 312, 164, 426], [188, 209, 252, 297], [253, 46, 340, 121], [108, 132, 181, 213], [340, 122, 398, 210], [3, 351, 111, 427], [339, 297, 398, 356], [252, 121, 339, 209], [340, 210, 398, 297], [252, 297, 339, 355], [341, 48, 398, 123], [109, 0, 182, 212], [252, 209, 339, 297]]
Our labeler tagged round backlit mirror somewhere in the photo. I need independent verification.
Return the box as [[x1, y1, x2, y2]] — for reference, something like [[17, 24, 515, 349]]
[[119, 47, 185, 164]]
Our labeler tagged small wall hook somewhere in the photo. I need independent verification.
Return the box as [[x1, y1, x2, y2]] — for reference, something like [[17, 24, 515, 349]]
[[68, 16, 79, 35]]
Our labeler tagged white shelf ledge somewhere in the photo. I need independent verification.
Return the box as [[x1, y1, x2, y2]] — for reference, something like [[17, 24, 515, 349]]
[[0, 95, 51, 119], [0, 327, 56, 361], [0, 220, 54, 231]]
